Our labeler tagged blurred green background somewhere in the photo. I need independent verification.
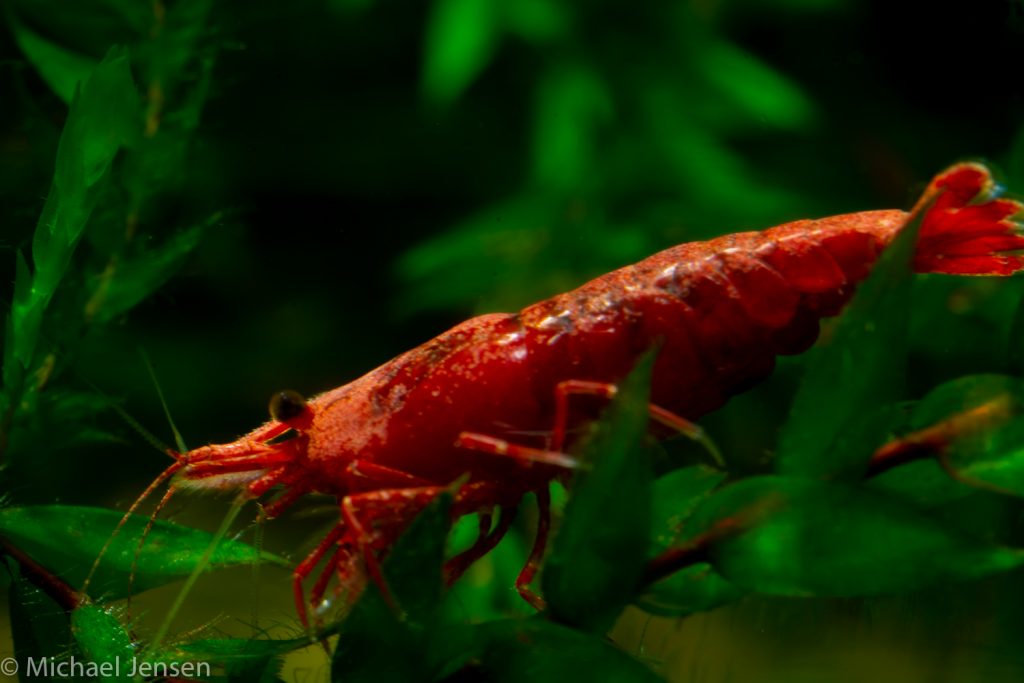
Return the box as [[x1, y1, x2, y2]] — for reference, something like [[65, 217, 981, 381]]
[[1, 0, 1024, 681]]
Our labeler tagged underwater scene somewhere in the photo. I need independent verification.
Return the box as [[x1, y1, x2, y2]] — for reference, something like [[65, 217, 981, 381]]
[[1, 1, 1024, 682]]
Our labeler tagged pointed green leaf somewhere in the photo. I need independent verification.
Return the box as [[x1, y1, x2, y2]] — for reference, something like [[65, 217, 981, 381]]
[[5, 47, 139, 410], [636, 563, 742, 617], [0, 506, 286, 599], [649, 464, 726, 550], [7, 12, 97, 104], [421, 0, 500, 106], [70, 605, 134, 683], [697, 42, 815, 130], [542, 352, 655, 633], [776, 203, 927, 478], [503, 0, 568, 42], [637, 465, 741, 616], [687, 476, 1024, 597], [867, 459, 974, 508], [890, 375, 1024, 497], [331, 492, 452, 683], [531, 63, 612, 191], [89, 224, 204, 323]]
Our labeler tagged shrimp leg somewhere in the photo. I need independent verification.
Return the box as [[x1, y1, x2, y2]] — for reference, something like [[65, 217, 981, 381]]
[[454, 378, 722, 609], [444, 506, 518, 583], [515, 485, 551, 610], [343, 460, 435, 492], [458, 379, 720, 469], [293, 522, 347, 629]]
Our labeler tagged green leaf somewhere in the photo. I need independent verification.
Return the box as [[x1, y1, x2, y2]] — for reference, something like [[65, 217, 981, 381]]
[[687, 476, 1024, 597], [649, 464, 726, 550], [89, 224, 205, 323], [421, 0, 500, 106], [867, 459, 974, 508], [7, 12, 98, 104], [51, 48, 139, 203], [891, 375, 1024, 497], [776, 202, 927, 478], [4, 47, 139, 415], [455, 619, 664, 682], [636, 563, 742, 617], [331, 492, 452, 683], [0, 505, 286, 599], [531, 63, 612, 191], [542, 352, 655, 633], [7, 0, 150, 58], [697, 42, 815, 130], [637, 465, 741, 616], [70, 605, 134, 683], [503, 0, 568, 42]]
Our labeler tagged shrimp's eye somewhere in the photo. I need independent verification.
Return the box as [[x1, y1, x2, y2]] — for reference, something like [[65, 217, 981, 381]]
[[269, 390, 308, 423]]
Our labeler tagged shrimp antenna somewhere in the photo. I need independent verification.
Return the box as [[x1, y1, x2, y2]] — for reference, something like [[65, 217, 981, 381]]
[[140, 348, 188, 454], [81, 459, 184, 594], [124, 484, 179, 615]]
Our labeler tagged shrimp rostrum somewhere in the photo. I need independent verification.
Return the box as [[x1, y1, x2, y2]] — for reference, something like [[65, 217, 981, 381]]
[[144, 163, 1024, 624]]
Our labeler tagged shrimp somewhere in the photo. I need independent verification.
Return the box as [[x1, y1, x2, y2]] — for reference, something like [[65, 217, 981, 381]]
[[152, 163, 1023, 624]]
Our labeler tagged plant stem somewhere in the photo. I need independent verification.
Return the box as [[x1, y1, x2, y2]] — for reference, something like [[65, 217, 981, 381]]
[[0, 535, 85, 612]]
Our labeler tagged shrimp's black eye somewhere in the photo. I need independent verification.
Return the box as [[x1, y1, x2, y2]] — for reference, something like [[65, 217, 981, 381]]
[[269, 390, 307, 423]]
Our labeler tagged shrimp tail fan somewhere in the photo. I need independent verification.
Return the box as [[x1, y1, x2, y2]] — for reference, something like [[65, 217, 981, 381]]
[[913, 162, 1024, 276]]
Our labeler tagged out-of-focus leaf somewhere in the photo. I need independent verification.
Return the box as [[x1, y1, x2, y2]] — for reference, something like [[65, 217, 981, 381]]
[[6, 391, 122, 456], [452, 619, 664, 682], [543, 352, 655, 633], [0, 506, 287, 599], [88, 224, 205, 322], [421, 0, 500, 106], [776, 202, 925, 478], [7, 14, 97, 104], [637, 563, 742, 617], [867, 459, 974, 507], [8, 0, 149, 58], [51, 50, 139, 204], [1010, 285, 1024, 374], [70, 605, 133, 683], [637, 465, 741, 616], [532, 63, 612, 191], [503, 0, 568, 42], [649, 464, 726, 550], [395, 195, 652, 315], [642, 86, 798, 218], [687, 476, 1024, 596], [883, 375, 1024, 497], [697, 42, 815, 130], [4, 48, 138, 413], [331, 492, 452, 683]]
